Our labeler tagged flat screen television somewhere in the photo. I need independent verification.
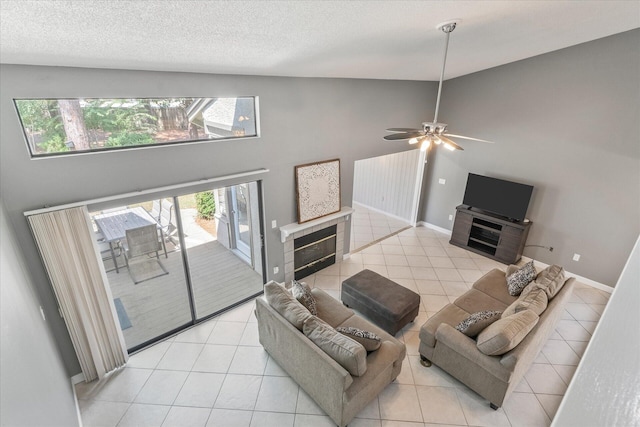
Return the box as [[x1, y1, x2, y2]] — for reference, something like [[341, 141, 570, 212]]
[[462, 173, 533, 222]]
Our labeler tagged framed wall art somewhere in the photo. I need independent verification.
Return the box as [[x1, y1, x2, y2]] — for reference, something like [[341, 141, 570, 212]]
[[295, 159, 341, 223]]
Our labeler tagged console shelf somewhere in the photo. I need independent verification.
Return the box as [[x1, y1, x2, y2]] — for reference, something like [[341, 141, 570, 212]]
[[450, 205, 531, 264]]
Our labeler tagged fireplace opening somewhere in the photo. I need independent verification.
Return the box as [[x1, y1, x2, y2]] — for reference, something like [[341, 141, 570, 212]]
[[294, 225, 337, 280]]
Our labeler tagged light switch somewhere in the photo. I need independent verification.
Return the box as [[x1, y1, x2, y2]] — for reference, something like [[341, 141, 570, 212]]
[[439, 178, 446, 185], [271, 220, 277, 229]]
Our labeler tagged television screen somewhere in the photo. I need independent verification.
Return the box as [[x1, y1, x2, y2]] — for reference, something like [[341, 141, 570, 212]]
[[462, 173, 533, 222]]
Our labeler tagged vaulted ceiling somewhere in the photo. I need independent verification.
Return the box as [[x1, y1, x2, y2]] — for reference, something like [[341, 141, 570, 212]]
[[1, 1, 638, 80]]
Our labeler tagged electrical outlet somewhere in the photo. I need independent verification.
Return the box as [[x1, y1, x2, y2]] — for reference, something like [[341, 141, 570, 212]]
[[273, 266, 279, 274], [448, 214, 453, 221], [438, 178, 446, 185], [271, 220, 277, 229], [572, 253, 581, 262]]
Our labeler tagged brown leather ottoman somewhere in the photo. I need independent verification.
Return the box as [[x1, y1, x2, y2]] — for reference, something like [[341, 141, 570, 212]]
[[341, 269, 421, 335]]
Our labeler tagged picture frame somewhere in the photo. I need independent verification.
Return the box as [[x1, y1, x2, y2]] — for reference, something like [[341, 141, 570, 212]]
[[295, 159, 341, 223]]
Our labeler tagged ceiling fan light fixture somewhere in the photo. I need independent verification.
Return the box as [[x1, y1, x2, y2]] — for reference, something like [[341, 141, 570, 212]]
[[444, 142, 456, 151], [420, 138, 431, 151], [408, 137, 419, 144]]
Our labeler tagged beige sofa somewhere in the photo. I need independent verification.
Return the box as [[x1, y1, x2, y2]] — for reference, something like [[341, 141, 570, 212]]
[[419, 268, 575, 409], [255, 282, 406, 427]]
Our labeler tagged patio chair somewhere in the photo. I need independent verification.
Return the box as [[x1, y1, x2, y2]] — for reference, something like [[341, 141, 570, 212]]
[[96, 230, 121, 272], [159, 200, 178, 245], [123, 224, 168, 284], [148, 199, 162, 223]]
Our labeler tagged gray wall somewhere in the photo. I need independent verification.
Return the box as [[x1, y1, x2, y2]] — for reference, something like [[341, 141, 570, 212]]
[[0, 64, 434, 375], [0, 201, 80, 427], [420, 29, 640, 286]]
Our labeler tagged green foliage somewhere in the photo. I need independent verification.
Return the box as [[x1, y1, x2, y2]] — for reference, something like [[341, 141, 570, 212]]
[[105, 132, 154, 147], [84, 99, 157, 134], [195, 191, 216, 220], [16, 99, 65, 142], [39, 134, 69, 153]]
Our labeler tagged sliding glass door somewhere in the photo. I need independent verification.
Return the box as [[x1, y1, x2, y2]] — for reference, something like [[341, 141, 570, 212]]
[[89, 180, 265, 352], [89, 199, 192, 352]]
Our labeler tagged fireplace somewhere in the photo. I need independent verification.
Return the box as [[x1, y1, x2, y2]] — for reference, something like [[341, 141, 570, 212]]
[[294, 225, 337, 280], [280, 207, 353, 284]]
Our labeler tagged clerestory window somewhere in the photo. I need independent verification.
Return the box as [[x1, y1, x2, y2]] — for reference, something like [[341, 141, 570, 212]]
[[14, 97, 259, 158]]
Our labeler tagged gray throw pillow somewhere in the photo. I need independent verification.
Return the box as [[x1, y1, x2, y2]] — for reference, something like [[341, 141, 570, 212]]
[[455, 310, 503, 337], [291, 280, 317, 315], [336, 326, 381, 351], [477, 309, 539, 356], [506, 261, 536, 296], [264, 281, 312, 330], [535, 265, 566, 299], [303, 316, 367, 376]]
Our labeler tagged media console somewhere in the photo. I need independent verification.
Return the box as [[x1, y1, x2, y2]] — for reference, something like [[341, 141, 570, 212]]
[[450, 204, 531, 264]]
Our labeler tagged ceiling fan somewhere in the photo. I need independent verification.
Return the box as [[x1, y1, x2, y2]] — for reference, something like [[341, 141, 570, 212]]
[[384, 20, 495, 151]]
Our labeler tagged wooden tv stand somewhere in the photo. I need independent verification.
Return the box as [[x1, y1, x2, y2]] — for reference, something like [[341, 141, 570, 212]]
[[450, 205, 531, 264]]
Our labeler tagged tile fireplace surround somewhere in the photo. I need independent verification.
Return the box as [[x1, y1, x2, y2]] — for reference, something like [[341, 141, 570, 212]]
[[280, 207, 354, 283]]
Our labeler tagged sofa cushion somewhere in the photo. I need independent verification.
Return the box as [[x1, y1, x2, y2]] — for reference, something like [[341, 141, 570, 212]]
[[420, 303, 470, 348], [471, 269, 517, 306], [535, 265, 566, 299], [454, 288, 509, 314], [477, 310, 539, 356], [311, 287, 354, 327], [264, 281, 312, 330], [291, 280, 317, 315], [455, 310, 503, 337], [303, 316, 367, 376], [503, 284, 549, 318], [336, 326, 381, 352], [506, 261, 536, 296]]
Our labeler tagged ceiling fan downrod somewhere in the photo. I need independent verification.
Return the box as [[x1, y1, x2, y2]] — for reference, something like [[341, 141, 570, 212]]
[[432, 21, 457, 125]]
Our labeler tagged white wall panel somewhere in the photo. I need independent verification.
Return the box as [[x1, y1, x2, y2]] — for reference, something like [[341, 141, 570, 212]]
[[353, 149, 421, 222]]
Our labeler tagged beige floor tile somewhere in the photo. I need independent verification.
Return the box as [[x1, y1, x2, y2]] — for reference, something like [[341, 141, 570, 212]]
[[541, 339, 580, 365], [415, 280, 446, 295], [89, 367, 152, 403], [162, 405, 210, 427], [378, 383, 423, 422], [192, 344, 236, 373], [157, 342, 205, 371], [293, 414, 336, 427], [214, 374, 262, 410], [249, 411, 295, 427], [502, 392, 550, 426], [455, 386, 510, 426], [118, 403, 171, 427], [295, 387, 325, 415], [205, 408, 252, 426], [254, 376, 299, 413], [174, 321, 217, 343], [524, 364, 568, 395], [134, 370, 189, 405], [78, 399, 130, 427], [126, 340, 171, 369], [536, 393, 563, 420], [173, 372, 225, 408], [228, 346, 268, 375], [416, 386, 466, 425], [207, 321, 247, 346]]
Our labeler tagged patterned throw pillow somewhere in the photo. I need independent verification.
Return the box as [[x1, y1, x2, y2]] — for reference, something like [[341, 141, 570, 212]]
[[455, 310, 503, 337], [506, 261, 536, 296], [291, 280, 318, 316], [336, 326, 382, 351]]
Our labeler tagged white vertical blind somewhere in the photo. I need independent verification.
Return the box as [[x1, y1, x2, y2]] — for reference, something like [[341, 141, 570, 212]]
[[28, 206, 127, 382]]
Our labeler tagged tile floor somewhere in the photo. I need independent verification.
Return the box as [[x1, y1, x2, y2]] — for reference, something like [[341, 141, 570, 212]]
[[350, 202, 411, 252], [76, 225, 611, 427]]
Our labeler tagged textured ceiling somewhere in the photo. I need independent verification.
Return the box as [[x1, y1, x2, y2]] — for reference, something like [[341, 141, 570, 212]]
[[1, 1, 639, 80]]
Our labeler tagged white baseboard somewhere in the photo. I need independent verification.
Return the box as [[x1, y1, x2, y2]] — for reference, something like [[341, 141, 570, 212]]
[[70, 376, 83, 427], [418, 221, 452, 236], [352, 202, 412, 225], [343, 253, 350, 260], [71, 372, 85, 385]]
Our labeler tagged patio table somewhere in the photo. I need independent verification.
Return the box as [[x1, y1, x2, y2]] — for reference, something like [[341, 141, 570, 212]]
[[94, 206, 161, 273]]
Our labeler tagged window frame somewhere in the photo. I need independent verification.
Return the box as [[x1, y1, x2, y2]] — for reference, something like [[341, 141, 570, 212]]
[[14, 96, 261, 159]]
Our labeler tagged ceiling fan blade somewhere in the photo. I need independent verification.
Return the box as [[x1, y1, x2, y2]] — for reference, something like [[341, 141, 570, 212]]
[[384, 132, 425, 141], [444, 133, 496, 144], [438, 135, 464, 151], [386, 127, 422, 133]]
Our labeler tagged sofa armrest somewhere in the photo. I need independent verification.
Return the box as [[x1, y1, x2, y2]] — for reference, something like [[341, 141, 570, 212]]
[[255, 298, 353, 417], [435, 323, 511, 383]]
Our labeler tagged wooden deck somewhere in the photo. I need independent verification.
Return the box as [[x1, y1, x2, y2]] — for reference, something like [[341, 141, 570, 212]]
[[104, 240, 263, 350]]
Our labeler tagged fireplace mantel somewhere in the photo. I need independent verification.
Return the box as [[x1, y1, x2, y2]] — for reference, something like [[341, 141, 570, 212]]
[[279, 207, 353, 243]]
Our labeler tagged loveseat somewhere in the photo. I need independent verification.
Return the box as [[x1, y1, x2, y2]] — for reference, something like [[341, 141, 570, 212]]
[[418, 266, 575, 409], [255, 281, 406, 427]]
